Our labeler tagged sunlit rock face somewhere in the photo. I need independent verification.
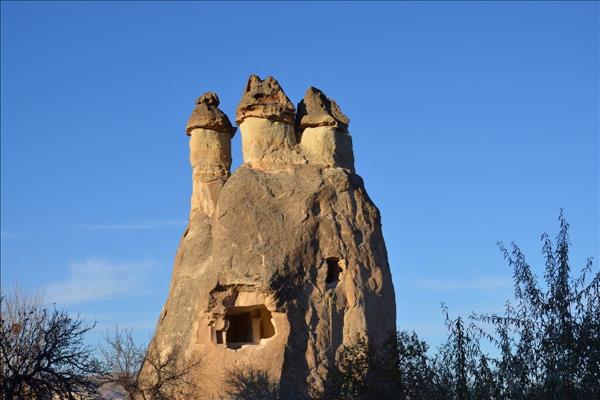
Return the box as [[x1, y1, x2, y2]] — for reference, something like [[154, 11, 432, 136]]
[[142, 75, 396, 399], [185, 92, 236, 217]]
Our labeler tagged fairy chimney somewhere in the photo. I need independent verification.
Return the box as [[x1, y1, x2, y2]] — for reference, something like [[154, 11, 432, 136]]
[[236, 75, 305, 167], [296, 86, 354, 171], [185, 92, 236, 216], [142, 75, 396, 399]]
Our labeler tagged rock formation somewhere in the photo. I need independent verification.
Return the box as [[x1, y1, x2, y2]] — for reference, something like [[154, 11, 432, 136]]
[[297, 87, 354, 171], [142, 75, 396, 399], [236, 75, 305, 167], [186, 92, 236, 216]]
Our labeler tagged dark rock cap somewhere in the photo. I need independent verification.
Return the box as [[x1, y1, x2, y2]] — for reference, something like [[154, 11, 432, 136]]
[[296, 87, 349, 131], [186, 92, 237, 137], [235, 75, 295, 125]]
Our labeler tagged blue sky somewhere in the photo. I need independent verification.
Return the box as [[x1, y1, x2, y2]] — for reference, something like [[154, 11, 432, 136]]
[[1, 1, 598, 349]]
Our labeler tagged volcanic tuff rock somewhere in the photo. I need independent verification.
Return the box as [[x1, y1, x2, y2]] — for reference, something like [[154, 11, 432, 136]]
[[236, 75, 296, 125], [142, 75, 396, 399], [186, 92, 234, 216], [296, 86, 350, 131], [186, 92, 236, 136], [296, 87, 354, 171]]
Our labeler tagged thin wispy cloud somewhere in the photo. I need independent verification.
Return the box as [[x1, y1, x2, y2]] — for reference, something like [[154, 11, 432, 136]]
[[84, 219, 186, 231], [45, 257, 157, 305], [413, 276, 511, 291]]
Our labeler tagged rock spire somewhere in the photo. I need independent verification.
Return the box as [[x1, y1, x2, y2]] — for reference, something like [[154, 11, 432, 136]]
[[185, 91, 234, 216], [141, 76, 396, 399], [297, 87, 354, 171], [236, 75, 304, 166]]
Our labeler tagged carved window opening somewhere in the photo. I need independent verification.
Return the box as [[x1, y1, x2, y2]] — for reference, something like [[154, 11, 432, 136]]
[[222, 305, 275, 348], [326, 257, 343, 286]]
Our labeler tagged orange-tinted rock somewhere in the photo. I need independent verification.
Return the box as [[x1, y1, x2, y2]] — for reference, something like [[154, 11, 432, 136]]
[[186, 92, 236, 136], [236, 75, 295, 125], [296, 87, 349, 131], [143, 77, 395, 399]]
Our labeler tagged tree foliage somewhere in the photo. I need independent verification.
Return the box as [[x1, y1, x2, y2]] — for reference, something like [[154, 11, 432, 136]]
[[473, 210, 600, 399], [324, 212, 599, 399]]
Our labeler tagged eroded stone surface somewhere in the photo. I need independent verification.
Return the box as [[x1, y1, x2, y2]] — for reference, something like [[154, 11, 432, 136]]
[[189, 128, 232, 216], [186, 92, 237, 136], [296, 87, 350, 131], [300, 126, 354, 171], [236, 75, 296, 125], [239, 117, 306, 167], [142, 78, 396, 400]]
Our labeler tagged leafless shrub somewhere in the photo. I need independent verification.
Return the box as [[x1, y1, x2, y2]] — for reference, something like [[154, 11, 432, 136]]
[[99, 328, 202, 400], [0, 289, 104, 400], [99, 328, 145, 399]]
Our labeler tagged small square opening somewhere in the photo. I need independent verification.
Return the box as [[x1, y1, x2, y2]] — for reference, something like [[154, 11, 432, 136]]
[[221, 305, 275, 348]]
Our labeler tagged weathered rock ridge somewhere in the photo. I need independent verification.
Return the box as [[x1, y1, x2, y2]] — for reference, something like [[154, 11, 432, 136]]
[[143, 75, 396, 399]]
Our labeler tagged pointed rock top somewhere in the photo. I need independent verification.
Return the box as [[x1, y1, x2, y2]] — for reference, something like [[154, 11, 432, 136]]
[[186, 91, 236, 136], [197, 91, 220, 107], [236, 75, 295, 125], [296, 87, 349, 131]]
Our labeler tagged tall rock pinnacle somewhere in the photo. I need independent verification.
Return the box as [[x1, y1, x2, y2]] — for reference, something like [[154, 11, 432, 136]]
[[141, 76, 396, 399], [236, 75, 304, 166], [185, 91, 235, 216], [297, 87, 355, 171]]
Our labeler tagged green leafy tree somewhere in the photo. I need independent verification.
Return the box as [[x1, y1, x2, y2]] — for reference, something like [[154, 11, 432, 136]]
[[395, 331, 438, 399], [475, 211, 599, 399], [432, 308, 485, 400]]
